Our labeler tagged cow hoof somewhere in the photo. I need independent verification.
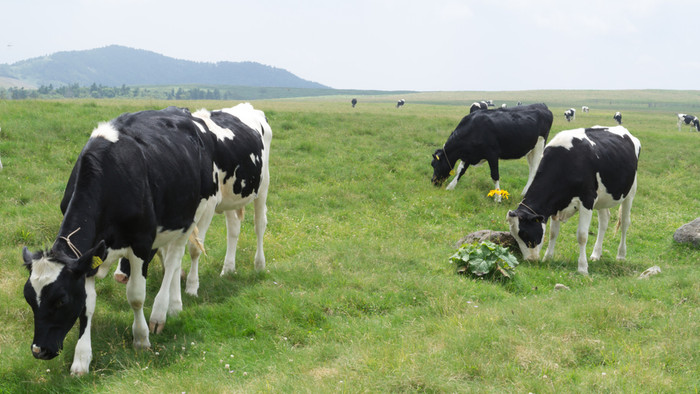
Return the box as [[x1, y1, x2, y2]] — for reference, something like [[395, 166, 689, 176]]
[[577, 269, 589, 276], [114, 273, 129, 284], [185, 286, 199, 297], [70, 362, 89, 376], [149, 321, 165, 334]]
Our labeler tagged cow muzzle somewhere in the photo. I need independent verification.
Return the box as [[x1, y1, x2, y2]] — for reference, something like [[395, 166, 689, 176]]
[[32, 344, 58, 360]]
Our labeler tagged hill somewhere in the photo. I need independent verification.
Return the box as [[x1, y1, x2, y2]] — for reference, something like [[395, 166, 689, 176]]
[[0, 45, 329, 89]]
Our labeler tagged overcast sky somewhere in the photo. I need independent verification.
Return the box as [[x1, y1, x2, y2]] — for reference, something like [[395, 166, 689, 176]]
[[1, 0, 698, 91]]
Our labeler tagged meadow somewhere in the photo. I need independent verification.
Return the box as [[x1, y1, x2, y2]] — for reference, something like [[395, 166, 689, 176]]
[[0, 91, 698, 392]]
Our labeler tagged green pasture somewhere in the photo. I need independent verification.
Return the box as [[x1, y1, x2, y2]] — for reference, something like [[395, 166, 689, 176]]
[[0, 91, 698, 392]]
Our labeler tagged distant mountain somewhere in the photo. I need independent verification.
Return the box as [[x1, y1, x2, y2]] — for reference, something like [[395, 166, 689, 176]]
[[0, 45, 329, 89]]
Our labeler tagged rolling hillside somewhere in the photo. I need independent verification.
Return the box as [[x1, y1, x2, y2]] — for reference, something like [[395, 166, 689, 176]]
[[0, 45, 328, 89]]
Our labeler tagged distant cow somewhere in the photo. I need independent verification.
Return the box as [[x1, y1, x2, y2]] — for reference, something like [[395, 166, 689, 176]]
[[469, 101, 488, 113], [517, 101, 523, 106], [351, 98, 357, 108], [485, 100, 495, 107], [431, 103, 553, 201], [501, 103, 507, 108], [564, 108, 576, 122], [582, 106, 589, 113], [507, 125, 641, 275], [396, 99, 405, 108], [23, 107, 220, 375], [613, 112, 622, 125], [677, 113, 699, 131]]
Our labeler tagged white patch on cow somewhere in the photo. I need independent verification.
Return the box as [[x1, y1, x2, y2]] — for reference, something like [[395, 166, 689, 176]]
[[250, 153, 258, 164], [29, 257, 64, 306], [547, 128, 596, 150], [153, 227, 188, 250], [552, 197, 582, 222], [193, 109, 235, 141], [90, 122, 119, 143], [506, 213, 543, 261]]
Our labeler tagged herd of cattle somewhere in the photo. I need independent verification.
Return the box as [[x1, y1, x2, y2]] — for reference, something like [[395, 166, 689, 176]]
[[15, 98, 696, 375]]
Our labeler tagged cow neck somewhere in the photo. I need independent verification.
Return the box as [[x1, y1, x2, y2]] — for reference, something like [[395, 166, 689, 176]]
[[442, 138, 462, 170], [53, 178, 103, 260]]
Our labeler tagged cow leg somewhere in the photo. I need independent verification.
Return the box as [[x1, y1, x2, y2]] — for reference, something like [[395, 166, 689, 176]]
[[523, 137, 545, 195], [543, 218, 561, 261], [445, 162, 465, 190], [125, 253, 150, 348], [221, 209, 243, 276], [576, 208, 594, 275], [487, 160, 501, 202], [186, 205, 216, 297], [253, 194, 268, 272], [149, 235, 188, 334], [617, 178, 637, 260], [70, 276, 96, 376], [591, 208, 610, 261]]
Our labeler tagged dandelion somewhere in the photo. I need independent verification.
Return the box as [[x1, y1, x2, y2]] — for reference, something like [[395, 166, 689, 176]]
[[487, 189, 510, 200]]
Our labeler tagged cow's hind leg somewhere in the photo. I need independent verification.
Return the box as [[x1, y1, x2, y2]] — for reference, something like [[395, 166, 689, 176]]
[[186, 205, 216, 297], [253, 195, 268, 272], [221, 208, 243, 276], [590, 208, 610, 261], [523, 137, 545, 195], [616, 177, 637, 260]]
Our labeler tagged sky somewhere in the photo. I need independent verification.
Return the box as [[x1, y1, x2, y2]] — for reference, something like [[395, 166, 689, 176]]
[[1, 0, 699, 91]]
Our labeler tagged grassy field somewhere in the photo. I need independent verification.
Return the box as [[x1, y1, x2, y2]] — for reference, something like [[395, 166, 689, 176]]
[[0, 91, 698, 392]]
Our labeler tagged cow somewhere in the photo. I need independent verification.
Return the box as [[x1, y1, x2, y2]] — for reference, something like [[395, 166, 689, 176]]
[[396, 99, 405, 108], [677, 113, 699, 131], [501, 103, 507, 109], [469, 101, 488, 113], [564, 108, 576, 122], [109, 103, 272, 298], [431, 103, 553, 202], [506, 125, 641, 275], [517, 101, 523, 106], [613, 112, 622, 125], [485, 100, 495, 107], [582, 106, 589, 113], [351, 98, 357, 108], [23, 107, 220, 375]]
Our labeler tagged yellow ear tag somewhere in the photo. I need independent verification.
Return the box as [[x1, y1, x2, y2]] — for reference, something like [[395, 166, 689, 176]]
[[92, 256, 103, 269], [450, 170, 455, 176]]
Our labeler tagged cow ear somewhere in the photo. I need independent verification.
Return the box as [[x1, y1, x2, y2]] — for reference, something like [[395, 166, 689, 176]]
[[534, 215, 545, 223], [22, 247, 38, 271], [73, 240, 107, 275]]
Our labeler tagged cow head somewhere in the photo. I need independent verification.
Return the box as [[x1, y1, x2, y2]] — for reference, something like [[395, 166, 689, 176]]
[[22, 241, 105, 360], [431, 148, 453, 186], [506, 208, 546, 261]]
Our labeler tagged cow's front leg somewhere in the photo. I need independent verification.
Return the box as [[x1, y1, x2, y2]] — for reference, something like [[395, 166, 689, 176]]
[[544, 219, 561, 261], [445, 162, 465, 190], [576, 208, 594, 275], [487, 160, 501, 202], [70, 276, 96, 375], [125, 255, 150, 348]]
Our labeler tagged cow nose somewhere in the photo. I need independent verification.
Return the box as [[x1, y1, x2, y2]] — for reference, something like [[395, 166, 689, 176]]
[[31, 344, 54, 360]]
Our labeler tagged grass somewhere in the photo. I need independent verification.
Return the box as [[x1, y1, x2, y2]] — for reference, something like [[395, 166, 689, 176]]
[[0, 92, 698, 392]]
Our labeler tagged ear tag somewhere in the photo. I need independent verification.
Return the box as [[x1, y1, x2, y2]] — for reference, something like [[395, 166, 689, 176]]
[[92, 256, 103, 269], [436, 156, 440, 161], [450, 170, 455, 176]]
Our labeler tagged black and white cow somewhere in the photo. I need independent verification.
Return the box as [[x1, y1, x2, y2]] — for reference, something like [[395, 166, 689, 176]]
[[351, 98, 357, 108], [396, 99, 405, 108], [469, 101, 488, 113], [564, 108, 576, 122], [110, 104, 272, 297], [431, 103, 553, 201], [485, 100, 495, 107], [677, 113, 699, 131], [23, 107, 219, 375], [613, 112, 622, 125], [506, 125, 641, 275], [582, 106, 589, 113]]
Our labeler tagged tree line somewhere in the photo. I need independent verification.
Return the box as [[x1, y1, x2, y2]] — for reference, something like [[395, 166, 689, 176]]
[[0, 84, 239, 100]]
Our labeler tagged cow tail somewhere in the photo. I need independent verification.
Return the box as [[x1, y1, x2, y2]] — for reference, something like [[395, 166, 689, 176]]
[[189, 225, 207, 255], [614, 206, 622, 236]]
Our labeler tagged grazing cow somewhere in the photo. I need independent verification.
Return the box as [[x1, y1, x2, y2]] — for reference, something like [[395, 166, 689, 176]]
[[431, 103, 553, 201], [469, 101, 488, 113], [501, 103, 507, 108], [109, 104, 272, 298], [23, 107, 219, 375], [506, 125, 641, 275], [351, 98, 357, 108], [517, 101, 523, 106], [613, 112, 622, 125], [677, 113, 699, 131], [485, 100, 495, 107], [396, 99, 405, 108], [564, 108, 576, 122], [582, 106, 589, 113]]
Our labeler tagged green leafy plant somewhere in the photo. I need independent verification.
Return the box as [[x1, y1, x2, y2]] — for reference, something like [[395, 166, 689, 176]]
[[450, 241, 520, 279]]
